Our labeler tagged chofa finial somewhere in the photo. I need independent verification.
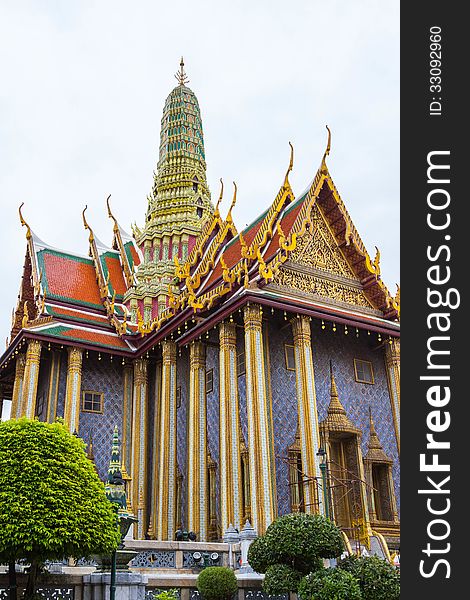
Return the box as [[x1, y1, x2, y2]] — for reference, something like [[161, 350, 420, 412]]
[[284, 142, 294, 186], [175, 56, 189, 86], [18, 203, 32, 240], [322, 125, 331, 165], [215, 178, 224, 212]]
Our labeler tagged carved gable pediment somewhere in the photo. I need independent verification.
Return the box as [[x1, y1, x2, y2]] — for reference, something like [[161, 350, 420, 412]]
[[268, 204, 378, 314], [289, 203, 356, 279]]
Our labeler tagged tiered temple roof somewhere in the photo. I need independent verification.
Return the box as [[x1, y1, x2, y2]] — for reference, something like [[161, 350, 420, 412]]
[[1, 66, 399, 372]]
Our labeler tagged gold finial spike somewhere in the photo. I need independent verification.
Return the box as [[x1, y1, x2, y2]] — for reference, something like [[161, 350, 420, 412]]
[[329, 360, 338, 397], [175, 56, 189, 86], [82, 205, 90, 231], [229, 181, 237, 212], [106, 194, 119, 235], [322, 125, 332, 165], [284, 142, 294, 185], [215, 178, 224, 212], [18, 203, 32, 240]]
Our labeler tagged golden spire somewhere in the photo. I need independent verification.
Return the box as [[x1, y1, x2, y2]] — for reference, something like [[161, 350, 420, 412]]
[[175, 56, 189, 86], [366, 407, 392, 462], [320, 361, 360, 433]]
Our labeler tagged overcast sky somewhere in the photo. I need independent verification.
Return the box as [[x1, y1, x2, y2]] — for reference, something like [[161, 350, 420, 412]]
[[0, 1, 399, 365]]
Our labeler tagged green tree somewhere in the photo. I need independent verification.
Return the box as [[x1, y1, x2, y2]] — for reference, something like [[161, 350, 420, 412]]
[[0, 418, 120, 600], [247, 513, 344, 594]]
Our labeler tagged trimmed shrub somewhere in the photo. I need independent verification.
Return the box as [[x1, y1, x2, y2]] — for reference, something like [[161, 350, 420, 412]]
[[247, 535, 277, 574], [262, 564, 303, 595], [339, 555, 399, 600], [298, 568, 362, 600], [197, 566, 238, 600], [263, 513, 344, 573]]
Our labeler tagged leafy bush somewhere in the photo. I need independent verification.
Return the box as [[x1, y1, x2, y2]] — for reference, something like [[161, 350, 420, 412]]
[[262, 563, 303, 595], [247, 536, 277, 573], [154, 591, 179, 600], [298, 568, 362, 600], [338, 555, 399, 600], [197, 566, 238, 600], [263, 513, 344, 573]]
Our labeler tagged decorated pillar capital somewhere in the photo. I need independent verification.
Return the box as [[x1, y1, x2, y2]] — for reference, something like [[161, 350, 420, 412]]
[[67, 346, 83, 371], [219, 321, 237, 348], [243, 303, 263, 331], [162, 339, 177, 364], [21, 339, 42, 418], [290, 314, 312, 347], [133, 357, 148, 385], [189, 340, 206, 369]]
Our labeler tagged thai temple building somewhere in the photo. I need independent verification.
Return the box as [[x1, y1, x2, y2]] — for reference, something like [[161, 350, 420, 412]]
[[0, 60, 400, 552]]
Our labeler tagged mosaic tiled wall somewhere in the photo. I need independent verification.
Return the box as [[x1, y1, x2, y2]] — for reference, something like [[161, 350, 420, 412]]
[[147, 362, 157, 529], [176, 348, 189, 528], [266, 321, 298, 516], [309, 320, 400, 511], [78, 356, 124, 480], [55, 352, 68, 419], [236, 330, 248, 446], [36, 354, 51, 421], [206, 342, 220, 523]]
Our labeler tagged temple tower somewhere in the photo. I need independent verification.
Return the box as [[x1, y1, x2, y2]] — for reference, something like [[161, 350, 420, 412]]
[[127, 58, 214, 320]]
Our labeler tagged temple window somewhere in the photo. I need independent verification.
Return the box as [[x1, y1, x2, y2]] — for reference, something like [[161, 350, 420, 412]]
[[196, 207, 203, 218], [82, 391, 103, 414], [353, 358, 374, 384], [193, 177, 199, 192], [205, 368, 214, 394], [237, 349, 246, 376], [284, 344, 296, 371], [35, 391, 47, 420], [288, 430, 305, 512]]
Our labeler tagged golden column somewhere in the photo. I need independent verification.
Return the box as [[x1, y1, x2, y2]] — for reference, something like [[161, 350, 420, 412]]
[[64, 347, 83, 433], [21, 340, 42, 419], [157, 340, 177, 540], [385, 338, 400, 453], [131, 357, 148, 539], [219, 321, 243, 533], [187, 341, 208, 540], [290, 315, 322, 513], [121, 364, 134, 482], [243, 303, 276, 534], [10, 353, 26, 419]]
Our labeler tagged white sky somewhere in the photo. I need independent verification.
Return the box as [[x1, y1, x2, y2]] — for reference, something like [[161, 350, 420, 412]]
[[0, 1, 399, 419]]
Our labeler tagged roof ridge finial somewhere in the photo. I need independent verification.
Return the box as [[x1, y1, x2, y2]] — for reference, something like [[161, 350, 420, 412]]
[[284, 141, 294, 186], [19, 203, 32, 240], [106, 194, 120, 234], [82, 205, 94, 243], [215, 178, 224, 213], [175, 56, 189, 86], [322, 125, 331, 166]]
